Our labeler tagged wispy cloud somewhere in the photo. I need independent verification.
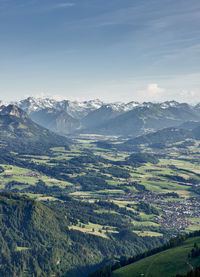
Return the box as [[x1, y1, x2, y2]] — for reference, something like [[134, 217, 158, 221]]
[[40, 2, 76, 12], [0, 0, 75, 15], [54, 2, 75, 9]]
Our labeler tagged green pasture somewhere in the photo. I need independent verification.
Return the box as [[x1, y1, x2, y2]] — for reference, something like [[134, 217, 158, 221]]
[[112, 236, 200, 277]]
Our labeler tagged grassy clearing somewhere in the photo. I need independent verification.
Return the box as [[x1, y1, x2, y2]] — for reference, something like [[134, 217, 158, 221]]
[[94, 209, 119, 215], [133, 230, 163, 237], [37, 196, 57, 201], [16, 247, 30, 251], [0, 164, 70, 189], [126, 158, 197, 196], [132, 220, 159, 227], [188, 218, 200, 222], [186, 223, 200, 232], [69, 225, 108, 238], [107, 180, 124, 186], [97, 189, 125, 194], [70, 191, 92, 197], [139, 213, 157, 220], [69, 221, 117, 238], [113, 200, 136, 207]]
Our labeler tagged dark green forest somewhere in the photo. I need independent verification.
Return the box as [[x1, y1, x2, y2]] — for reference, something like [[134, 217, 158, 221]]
[[0, 192, 164, 277]]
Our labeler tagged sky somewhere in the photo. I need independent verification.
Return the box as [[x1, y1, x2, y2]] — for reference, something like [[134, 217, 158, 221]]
[[0, 0, 200, 103]]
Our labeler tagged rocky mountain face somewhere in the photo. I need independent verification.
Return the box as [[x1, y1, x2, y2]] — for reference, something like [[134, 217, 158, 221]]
[[30, 108, 81, 134], [15, 97, 103, 134], [82, 104, 126, 129], [6, 97, 200, 136], [0, 104, 29, 119], [0, 104, 70, 153], [16, 97, 103, 119]]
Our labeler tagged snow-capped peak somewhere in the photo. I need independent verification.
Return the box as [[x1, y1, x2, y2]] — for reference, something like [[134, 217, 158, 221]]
[[15, 97, 105, 119], [58, 99, 104, 119], [161, 101, 179, 109], [100, 101, 140, 112], [14, 97, 142, 119], [15, 97, 58, 113], [123, 101, 140, 111], [0, 104, 28, 119]]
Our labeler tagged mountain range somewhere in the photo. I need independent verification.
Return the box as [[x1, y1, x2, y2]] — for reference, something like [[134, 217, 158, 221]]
[[1, 97, 200, 137]]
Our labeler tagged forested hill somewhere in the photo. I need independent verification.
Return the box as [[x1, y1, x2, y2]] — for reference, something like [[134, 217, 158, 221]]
[[0, 192, 163, 277], [0, 191, 113, 277]]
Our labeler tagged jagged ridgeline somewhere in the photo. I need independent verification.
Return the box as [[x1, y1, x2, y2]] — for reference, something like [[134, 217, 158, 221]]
[[0, 104, 70, 154], [14, 97, 200, 136]]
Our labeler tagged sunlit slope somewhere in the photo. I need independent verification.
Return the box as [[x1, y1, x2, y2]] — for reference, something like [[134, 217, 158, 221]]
[[112, 236, 200, 277]]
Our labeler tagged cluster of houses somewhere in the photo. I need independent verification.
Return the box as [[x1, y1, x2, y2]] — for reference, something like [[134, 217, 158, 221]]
[[116, 191, 200, 231]]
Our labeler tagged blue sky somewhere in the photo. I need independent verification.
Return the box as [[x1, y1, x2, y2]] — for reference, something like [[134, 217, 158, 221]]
[[0, 0, 200, 102]]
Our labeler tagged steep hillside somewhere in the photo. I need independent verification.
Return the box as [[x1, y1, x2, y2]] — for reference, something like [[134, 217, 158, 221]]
[[111, 235, 200, 277], [82, 104, 125, 129], [30, 108, 81, 134], [179, 121, 200, 130], [0, 104, 70, 153], [0, 192, 163, 277], [0, 192, 106, 277]]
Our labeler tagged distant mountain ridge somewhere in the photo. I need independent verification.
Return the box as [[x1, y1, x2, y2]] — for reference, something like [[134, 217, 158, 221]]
[[30, 107, 81, 135], [4, 97, 200, 136], [15, 97, 104, 119], [81, 102, 200, 136]]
